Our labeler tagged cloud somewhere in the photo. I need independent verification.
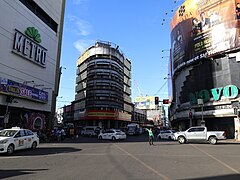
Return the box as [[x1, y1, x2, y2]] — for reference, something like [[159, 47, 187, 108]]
[[67, 15, 91, 36], [73, 39, 94, 54], [76, 20, 91, 36]]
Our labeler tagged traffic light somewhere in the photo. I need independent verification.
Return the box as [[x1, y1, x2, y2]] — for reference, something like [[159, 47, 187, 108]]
[[154, 97, 159, 105], [163, 99, 169, 104]]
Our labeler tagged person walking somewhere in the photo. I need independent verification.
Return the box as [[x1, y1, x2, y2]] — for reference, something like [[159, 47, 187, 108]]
[[146, 128, 154, 146], [235, 130, 238, 141]]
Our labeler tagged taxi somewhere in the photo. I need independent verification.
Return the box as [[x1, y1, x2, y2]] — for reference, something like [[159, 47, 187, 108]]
[[0, 127, 39, 155]]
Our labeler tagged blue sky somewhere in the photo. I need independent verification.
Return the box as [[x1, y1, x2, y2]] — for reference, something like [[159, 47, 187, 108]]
[[57, 0, 184, 109]]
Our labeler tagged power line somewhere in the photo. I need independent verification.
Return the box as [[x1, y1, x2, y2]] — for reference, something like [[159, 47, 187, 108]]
[[154, 80, 168, 96]]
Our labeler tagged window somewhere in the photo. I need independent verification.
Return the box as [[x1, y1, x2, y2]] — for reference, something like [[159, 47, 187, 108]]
[[25, 130, 34, 136], [20, 130, 26, 137], [196, 128, 205, 132], [188, 128, 197, 132], [19, 0, 58, 33]]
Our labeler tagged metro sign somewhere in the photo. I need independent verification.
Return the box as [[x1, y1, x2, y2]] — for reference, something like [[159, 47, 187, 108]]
[[12, 27, 47, 67]]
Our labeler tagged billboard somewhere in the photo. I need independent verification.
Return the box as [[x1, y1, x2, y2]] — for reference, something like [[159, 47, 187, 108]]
[[170, 0, 240, 73], [134, 96, 156, 110], [0, 77, 48, 103]]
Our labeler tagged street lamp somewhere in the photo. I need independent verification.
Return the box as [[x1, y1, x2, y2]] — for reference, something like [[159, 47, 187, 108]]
[[162, 49, 170, 52], [42, 87, 52, 91], [33, 84, 44, 88], [23, 80, 34, 85]]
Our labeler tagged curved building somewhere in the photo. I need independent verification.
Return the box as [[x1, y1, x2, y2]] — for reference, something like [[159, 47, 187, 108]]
[[74, 41, 132, 129], [169, 0, 240, 138]]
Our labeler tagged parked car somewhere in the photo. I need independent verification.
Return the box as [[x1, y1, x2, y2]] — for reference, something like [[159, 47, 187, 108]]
[[81, 126, 101, 137], [173, 126, 226, 145], [157, 130, 176, 140], [0, 127, 39, 155], [98, 129, 126, 140]]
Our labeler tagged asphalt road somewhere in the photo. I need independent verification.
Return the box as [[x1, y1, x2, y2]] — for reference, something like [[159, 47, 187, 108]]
[[1, 135, 240, 180]]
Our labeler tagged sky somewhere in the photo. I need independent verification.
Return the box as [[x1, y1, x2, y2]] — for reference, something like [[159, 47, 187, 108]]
[[57, 0, 184, 109]]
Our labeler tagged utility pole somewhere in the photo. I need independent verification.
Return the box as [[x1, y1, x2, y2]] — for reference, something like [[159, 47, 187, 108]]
[[198, 99, 204, 126]]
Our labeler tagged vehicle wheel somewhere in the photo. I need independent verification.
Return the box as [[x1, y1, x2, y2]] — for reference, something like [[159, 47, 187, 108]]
[[178, 136, 186, 144], [168, 136, 172, 140], [209, 137, 217, 145], [158, 136, 161, 140], [31, 141, 37, 149], [7, 144, 14, 155], [112, 136, 116, 141], [99, 136, 102, 140]]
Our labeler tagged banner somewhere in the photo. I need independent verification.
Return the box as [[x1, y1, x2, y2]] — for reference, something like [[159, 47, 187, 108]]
[[170, 0, 240, 73], [0, 77, 48, 103], [134, 96, 155, 110]]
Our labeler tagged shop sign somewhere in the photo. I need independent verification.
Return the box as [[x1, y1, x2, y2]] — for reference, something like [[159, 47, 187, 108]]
[[189, 85, 239, 104], [12, 27, 47, 67], [0, 77, 48, 103]]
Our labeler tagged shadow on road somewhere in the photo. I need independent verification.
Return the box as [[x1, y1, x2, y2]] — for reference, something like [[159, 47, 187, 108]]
[[0, 147, 82, 156], [185, 174, 240, 180], [0, 168, 48, 179]]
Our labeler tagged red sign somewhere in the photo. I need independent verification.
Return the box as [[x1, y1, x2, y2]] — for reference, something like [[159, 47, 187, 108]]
[[189, 111, 193, 119]]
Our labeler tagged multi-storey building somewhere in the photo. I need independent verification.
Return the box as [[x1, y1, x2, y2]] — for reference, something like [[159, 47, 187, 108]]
[[0, 0, 66, 130], [74, 41, 132, 129], [169, 0, 240, 138]]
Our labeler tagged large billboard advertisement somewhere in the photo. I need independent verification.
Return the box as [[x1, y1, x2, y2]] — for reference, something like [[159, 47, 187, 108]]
[[170, 0, 240, 73], [134, 96, 156, 110]]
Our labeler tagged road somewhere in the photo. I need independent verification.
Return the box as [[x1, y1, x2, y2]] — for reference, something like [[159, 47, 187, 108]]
[[1, 135, 240, 180]]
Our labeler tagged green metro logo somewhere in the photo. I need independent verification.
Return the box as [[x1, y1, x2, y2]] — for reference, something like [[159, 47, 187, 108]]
[[25, 27, 41, 43]]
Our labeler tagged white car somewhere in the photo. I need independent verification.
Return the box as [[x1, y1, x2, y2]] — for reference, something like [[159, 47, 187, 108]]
[[81, 126, 101, 137], [98, 129, 126, 140], [0, 127, 39, 155], [157, 130, 176, 140]]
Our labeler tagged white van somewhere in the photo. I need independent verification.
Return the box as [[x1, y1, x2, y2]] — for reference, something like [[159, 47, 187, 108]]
[[127, 123, 140, 135], [81, 126, 101, 137]]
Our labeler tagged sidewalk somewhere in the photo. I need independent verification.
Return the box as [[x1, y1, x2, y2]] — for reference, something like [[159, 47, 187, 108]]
[[220, 139, 240, 144]]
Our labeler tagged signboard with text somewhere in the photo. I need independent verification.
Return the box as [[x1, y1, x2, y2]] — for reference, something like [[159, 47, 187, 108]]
[[0, 77, 48, 103], [170, 0, 240, 73], [134, 96, 156, 110]]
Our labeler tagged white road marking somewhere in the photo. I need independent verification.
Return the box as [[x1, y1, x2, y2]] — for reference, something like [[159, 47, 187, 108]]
[[191, 144, 240, 174], [113, 144, 170, 180]]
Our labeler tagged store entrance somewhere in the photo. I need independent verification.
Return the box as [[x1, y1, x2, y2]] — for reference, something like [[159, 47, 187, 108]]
[[205, 117, 234, 139]]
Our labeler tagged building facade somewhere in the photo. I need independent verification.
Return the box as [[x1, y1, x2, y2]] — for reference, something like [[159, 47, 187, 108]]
[[134, 96, 164, 126], [169, 0, 240, 138], [74, 41, 132, 129], [0, 0, 65, 130]]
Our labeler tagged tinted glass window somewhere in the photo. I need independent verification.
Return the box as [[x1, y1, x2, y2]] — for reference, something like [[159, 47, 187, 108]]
[[188, 128, 197, 132], [20, 130, 26, 137], [197, 128, 205, 131], [25, 130, 34, 136]]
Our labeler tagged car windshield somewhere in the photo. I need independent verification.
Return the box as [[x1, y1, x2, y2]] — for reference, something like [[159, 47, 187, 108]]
[[0, 130, 18, 137]]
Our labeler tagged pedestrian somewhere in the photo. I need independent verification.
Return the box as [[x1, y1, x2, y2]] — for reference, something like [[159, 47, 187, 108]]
[[146, 128, 154, 146], [57, 129, 62, 142], [61, 128, 66, 141], [235, 130, 238, 141], [70, 128, 75, 139]]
